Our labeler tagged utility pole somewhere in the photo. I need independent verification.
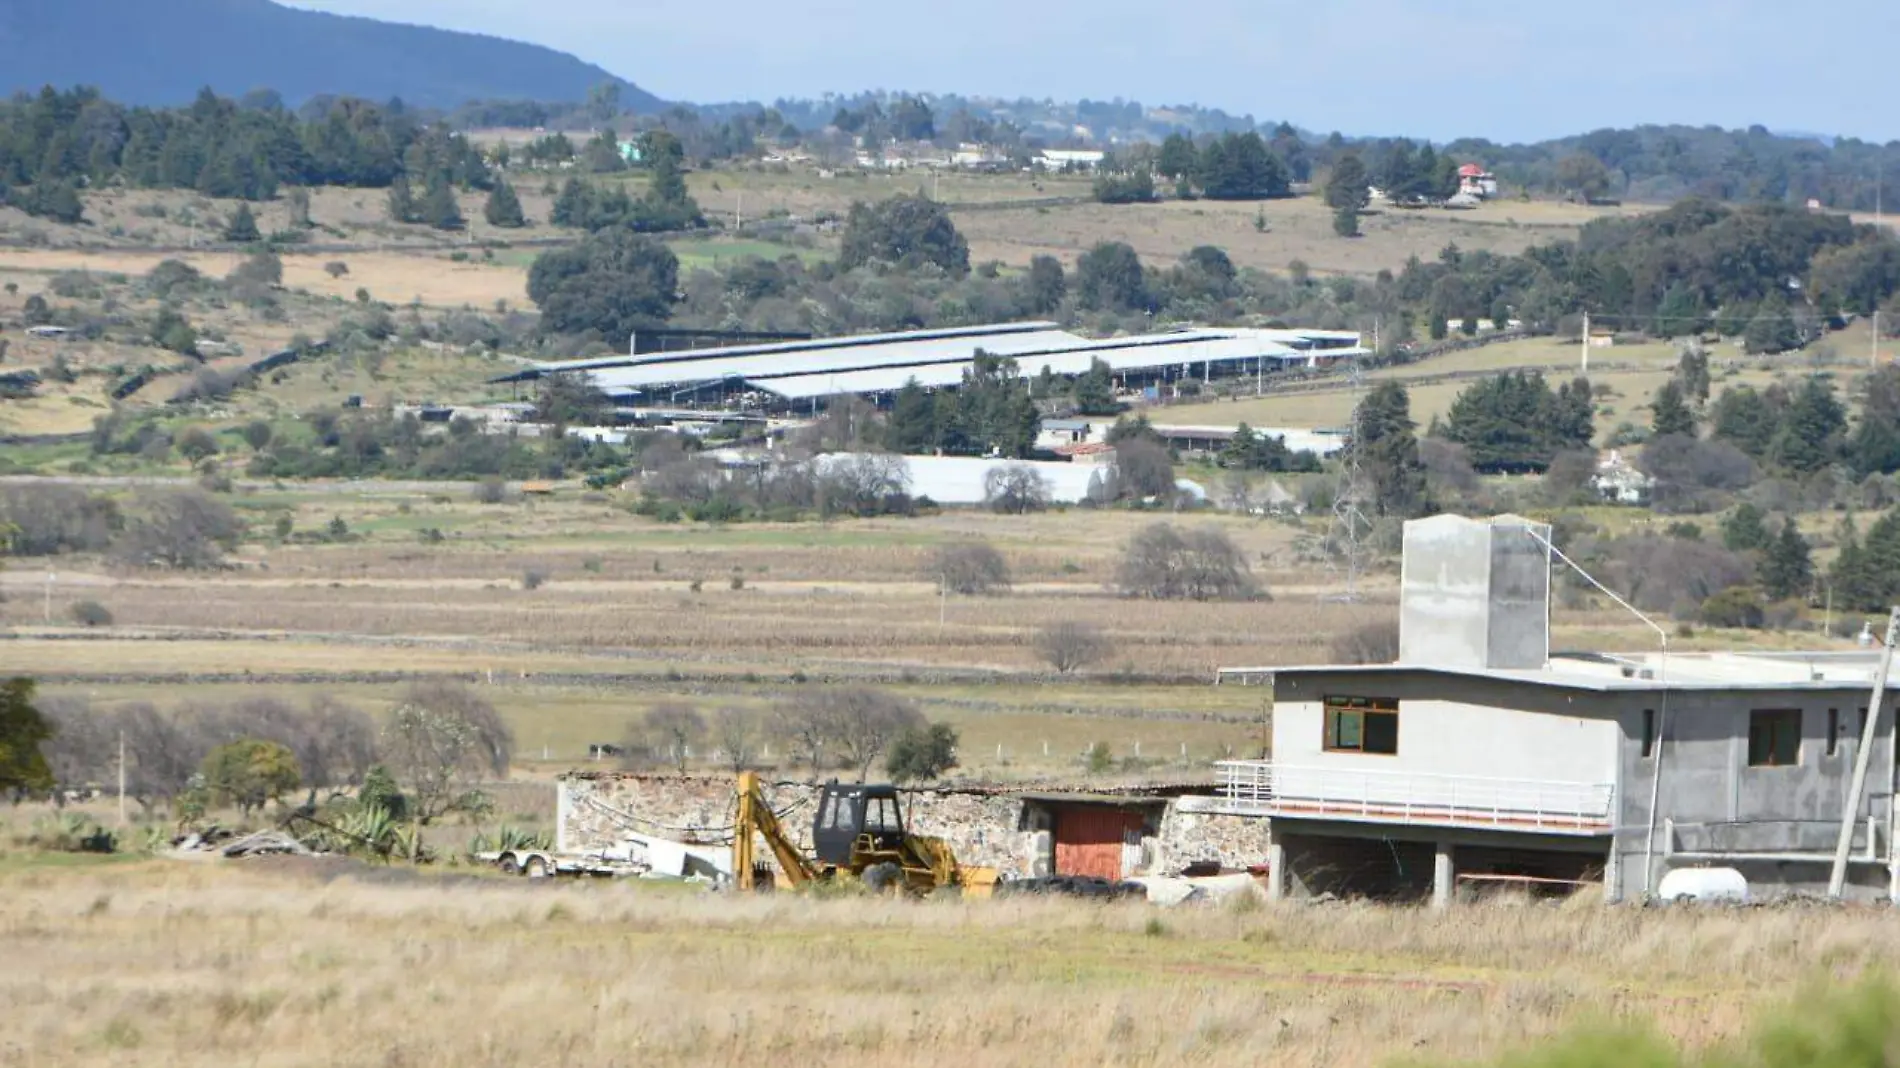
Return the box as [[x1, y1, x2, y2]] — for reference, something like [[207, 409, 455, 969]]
[[1581, 311, 1590, 374], [1831, 607, 1900, 898], [117, 729, 127, 826]]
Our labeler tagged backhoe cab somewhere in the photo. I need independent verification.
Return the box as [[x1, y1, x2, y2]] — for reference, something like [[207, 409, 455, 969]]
[[733, 772, 998, 897]]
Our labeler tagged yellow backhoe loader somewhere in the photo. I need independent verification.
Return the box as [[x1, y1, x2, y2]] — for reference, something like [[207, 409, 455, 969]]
[[732, 771, 1000, 897]]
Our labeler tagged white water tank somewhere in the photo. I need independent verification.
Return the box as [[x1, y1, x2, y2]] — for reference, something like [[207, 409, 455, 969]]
[[1658, 866, 1749, 905]]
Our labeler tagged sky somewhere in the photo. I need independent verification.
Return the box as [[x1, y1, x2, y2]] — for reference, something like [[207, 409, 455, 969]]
[[283, 0, 1900, 144]]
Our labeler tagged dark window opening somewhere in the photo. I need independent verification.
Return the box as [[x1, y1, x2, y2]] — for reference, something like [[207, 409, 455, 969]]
[[1641, 709, 1656, 759], [1828, 708, 1840, 756], [1325, 696, 1399, 755], [1748, 709, 1802, 768]]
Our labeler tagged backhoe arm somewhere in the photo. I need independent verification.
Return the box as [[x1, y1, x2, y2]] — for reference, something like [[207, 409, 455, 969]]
[[734, 771, 817, 890]]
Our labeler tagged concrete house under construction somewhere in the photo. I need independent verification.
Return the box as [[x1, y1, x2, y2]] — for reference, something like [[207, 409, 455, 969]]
[[1216, 514, 1900, 904]]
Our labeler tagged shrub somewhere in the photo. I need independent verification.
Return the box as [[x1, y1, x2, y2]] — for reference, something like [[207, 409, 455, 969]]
[[1117, 523, 1260, 601], [886, 723, 960, 782], [70, 600, 113, 627], [200, 739, 301, 817], [1700, 586, 1767, 629], [522, 569, 547, 591], [1035, 621, 1114, 674], [934, 540, 1011, 595], [473, 477, 509, 504]]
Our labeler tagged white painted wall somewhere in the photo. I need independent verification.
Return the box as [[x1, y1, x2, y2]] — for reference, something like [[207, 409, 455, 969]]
[[1270, 674, 1623, 813]]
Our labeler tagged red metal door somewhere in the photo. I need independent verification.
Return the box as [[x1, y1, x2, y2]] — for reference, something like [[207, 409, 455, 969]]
[[1052, 806, 1144, 880]]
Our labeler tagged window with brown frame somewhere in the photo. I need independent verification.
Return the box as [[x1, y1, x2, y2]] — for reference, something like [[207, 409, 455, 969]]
[[1324, 696, 1399, 755], [1747, 709, 1802, 768]]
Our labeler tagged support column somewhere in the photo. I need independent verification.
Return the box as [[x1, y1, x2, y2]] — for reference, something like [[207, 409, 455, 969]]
[[1432, 842, 1455, 909], [1264, 841, 1287, 902]]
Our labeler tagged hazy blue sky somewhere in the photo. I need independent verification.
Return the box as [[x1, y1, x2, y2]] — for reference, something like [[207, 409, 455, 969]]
[[285, 1, 1900, 143]]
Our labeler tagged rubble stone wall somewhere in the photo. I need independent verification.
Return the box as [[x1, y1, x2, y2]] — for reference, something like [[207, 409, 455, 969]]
[[560, 777, 1273, 880], [561, 774, 1040, 878], [1154, 797, 1275, 872]]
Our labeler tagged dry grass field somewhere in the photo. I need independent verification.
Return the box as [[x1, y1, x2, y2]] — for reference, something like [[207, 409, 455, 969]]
[[0, 854, 1892, 1068], [0, 246, 533, 309], [956, 194, 1636, 277], [0, 490, 1833, 778]]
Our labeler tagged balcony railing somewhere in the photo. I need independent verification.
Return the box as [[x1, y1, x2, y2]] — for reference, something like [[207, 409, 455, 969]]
[[1213, 760, 1616, 834]]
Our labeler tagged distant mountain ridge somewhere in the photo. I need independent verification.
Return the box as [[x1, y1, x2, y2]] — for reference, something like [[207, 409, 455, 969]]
[[0, 0, 663, 112]]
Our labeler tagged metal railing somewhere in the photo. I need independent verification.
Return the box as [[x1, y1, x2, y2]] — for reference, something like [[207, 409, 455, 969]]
[[1214, 760, 1616, 833]]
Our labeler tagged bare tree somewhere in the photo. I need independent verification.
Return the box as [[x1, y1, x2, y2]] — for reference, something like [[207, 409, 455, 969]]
[[710, 707, 755, 771], [794, 395, 884, 453], [114, 702, 205, 813], [1111, 438, 1176, 501], [935, 540, 1012, 595], [1328, 619, 1401, 664], [771, 688, 923, 780], [382, 681, 514, 823], [825, 688, 925, 781], [1117, 523, 1261, 601], [817, 453, 911, 516], [984, 464, 1051, 515], [37, 696, 115, 798], [768, 697, 833, 772], [640, 703, 706, 772], [1035, 621, 1114, 674], [112, 488, 244, 570]]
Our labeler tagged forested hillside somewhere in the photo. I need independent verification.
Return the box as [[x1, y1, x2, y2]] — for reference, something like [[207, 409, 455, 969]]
[[0, 0, 661, 112], [0, 86, 498, 221]]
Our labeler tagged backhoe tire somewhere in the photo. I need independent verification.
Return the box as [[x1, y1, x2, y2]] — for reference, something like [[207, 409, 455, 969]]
[[862, 862, 902, 894]]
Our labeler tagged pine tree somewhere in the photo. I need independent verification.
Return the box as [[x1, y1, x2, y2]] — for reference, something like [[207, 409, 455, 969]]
[[1332, 206, 1361, 238], [1324, 153, 1371, 212], [484, 180, 527, 228], [29, 179, 84, 224], [551, 177, 590, 227], [1676, 344, 1711, 405], [1221, 425, 1261, 470], [1650, 380, 1698, 438], [1353, 381, 1428, 516], [1071, 359, 1118, 415], [1850, 366, 1900, 476], [1768, 377, 1846, 474], [1721, 503, 1771, 553], [884, 379, 937, 455], [424, 178, 464, 231], [222, 202, 260, 243], [387, 178, 419, 224], [1760, 519, 1813, 601]]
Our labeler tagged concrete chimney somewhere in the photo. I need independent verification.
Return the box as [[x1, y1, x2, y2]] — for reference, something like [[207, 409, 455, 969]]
[[1399, 514, 1551, 670]]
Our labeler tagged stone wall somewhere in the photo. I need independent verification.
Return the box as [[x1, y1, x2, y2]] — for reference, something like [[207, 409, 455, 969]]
[[560, 774, 1040, 878], [1154, 796, 1275, 872], [560, 775, 1274, 881]]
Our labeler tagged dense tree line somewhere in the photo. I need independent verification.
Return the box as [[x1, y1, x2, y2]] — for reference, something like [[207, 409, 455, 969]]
[[1153, 132, 1292, 200], [1392, 199, 1900, 341], [0, 86, 492, 220]]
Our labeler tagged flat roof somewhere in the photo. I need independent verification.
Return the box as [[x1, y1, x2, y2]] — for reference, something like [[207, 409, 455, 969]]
[[1235, 651, 1892, 694]]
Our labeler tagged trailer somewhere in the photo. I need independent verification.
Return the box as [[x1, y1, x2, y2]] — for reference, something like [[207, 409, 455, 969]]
[[480, 830, 730, 881], [478, 846, 646, 879]]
